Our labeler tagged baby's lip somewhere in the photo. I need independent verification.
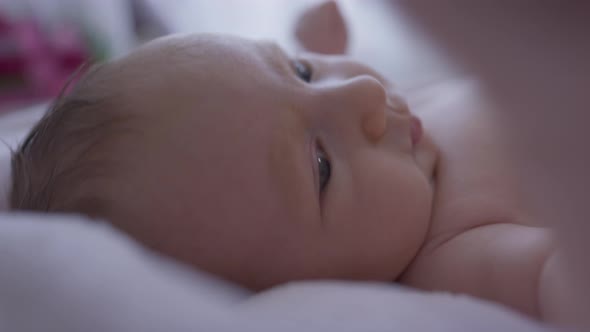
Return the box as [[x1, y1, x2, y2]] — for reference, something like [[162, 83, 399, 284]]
[[385, 93, 421, 146], [410, 115, 423, 146]]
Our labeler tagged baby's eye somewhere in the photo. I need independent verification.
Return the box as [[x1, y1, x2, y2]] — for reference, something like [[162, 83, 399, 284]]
[[292, 59, 312, 83], [317, 147, 331, 193]]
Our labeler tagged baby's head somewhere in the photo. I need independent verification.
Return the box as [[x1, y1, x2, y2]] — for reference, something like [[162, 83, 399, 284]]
[[10, 34, 438, 290]]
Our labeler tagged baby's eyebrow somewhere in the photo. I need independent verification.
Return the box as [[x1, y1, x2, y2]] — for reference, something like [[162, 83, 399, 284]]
[[260, 42, 293, 79]]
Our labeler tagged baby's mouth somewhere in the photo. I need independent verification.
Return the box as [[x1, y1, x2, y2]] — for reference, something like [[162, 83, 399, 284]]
[[385, 89, 422, 148]]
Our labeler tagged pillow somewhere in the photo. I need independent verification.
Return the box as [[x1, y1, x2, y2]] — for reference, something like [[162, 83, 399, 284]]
[[0, 212, 551, 332], [0, 212, 250, 331]]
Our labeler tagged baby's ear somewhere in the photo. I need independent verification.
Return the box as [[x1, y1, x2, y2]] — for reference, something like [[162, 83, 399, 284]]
[[294, 0, 348, 55]]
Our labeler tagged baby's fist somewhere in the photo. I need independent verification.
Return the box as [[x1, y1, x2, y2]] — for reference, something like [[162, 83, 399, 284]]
[[295, 0, 348, 55]]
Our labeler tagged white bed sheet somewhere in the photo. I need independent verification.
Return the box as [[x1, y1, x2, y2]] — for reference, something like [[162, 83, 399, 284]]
[[0, 105, 46, 211], [0, 212, 551, 332]]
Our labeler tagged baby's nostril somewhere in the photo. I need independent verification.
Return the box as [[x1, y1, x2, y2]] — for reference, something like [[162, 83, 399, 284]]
[[387, 92, 410, 115]]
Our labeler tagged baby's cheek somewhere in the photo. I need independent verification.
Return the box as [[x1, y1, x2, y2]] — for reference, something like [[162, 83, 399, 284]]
[[369, 158, 432, 242]]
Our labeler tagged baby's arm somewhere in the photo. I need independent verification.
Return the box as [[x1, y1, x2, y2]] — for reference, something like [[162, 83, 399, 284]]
[[402, 223, 559, 320], [398, 3, 590, 327], [294, 0, 348, 55]]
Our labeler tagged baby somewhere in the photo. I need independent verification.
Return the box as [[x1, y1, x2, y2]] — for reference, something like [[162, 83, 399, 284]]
[[7, 10, 576, 327]]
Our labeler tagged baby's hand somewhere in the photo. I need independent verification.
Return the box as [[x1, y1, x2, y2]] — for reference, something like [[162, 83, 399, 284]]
[[294, 0, 348, 55]]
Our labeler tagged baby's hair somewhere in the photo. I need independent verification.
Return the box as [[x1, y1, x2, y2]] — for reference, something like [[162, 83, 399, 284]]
[[9, 62, 132, 219]]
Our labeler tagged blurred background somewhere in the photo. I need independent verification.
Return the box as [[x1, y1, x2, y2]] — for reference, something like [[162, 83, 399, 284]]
[[0, 0, 452, 118]]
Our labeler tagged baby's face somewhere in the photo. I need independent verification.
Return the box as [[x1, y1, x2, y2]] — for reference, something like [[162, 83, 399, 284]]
[[112, 34, 438, 289]]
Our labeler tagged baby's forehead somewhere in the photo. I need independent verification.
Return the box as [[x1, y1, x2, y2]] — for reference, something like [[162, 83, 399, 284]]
[[113, 36, 241, 91], [133, 34, 285, 80], [121, 34, 258, 69], [117, 37, 284, 114], [107, 34, 295, 143]]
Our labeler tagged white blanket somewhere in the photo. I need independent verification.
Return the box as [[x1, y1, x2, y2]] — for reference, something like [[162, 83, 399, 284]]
[[0, 212, 551, 332]]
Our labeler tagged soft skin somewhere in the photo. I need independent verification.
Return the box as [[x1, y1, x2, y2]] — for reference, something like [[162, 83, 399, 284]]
[[106, 34, 438, 290]]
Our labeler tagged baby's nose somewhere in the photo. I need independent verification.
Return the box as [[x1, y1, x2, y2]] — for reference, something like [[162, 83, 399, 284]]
[[344, 75, 388, 143]]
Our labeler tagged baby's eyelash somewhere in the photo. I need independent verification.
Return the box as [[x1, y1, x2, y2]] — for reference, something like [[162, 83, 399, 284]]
[[316, 143, 331, 194], [292, 59, 312, 83]]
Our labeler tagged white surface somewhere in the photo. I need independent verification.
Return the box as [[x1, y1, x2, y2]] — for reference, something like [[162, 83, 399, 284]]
[[0, 104, 45, 211], [0, 213, 248, 332], [0, 151, 9, 211], [0, 212, 552, 332], [0, 104, 46, 147]]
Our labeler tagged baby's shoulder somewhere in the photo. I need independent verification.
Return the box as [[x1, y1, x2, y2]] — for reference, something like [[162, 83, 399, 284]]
[[402, 222, 554, 317]]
